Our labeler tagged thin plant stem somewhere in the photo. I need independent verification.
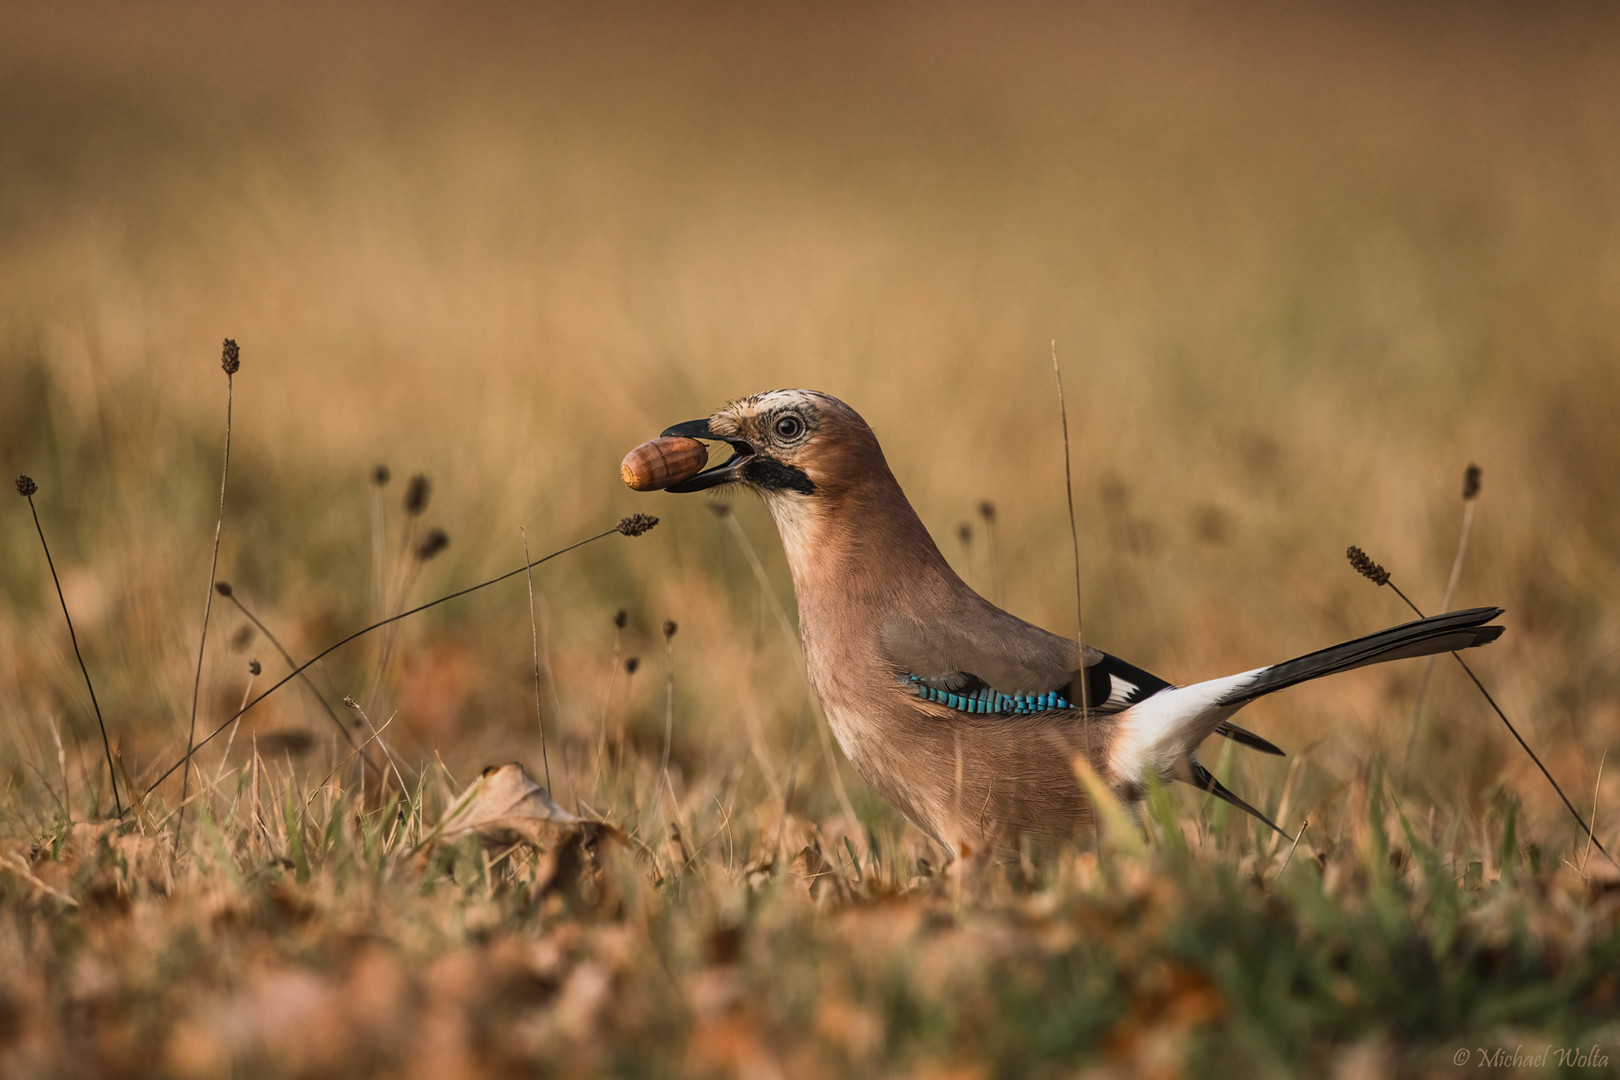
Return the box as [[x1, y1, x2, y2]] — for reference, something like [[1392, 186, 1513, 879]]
[[1349, 549, 1613, 866], [773, 692, 810, 862], [1052, 341, 1096, 848], [371, 474, 431, 711], [591, 620, 625, 794], [659, 624, 676, 786], [371, 467, 390, 621], [534, 599, 577, 805], [218, 588, 376, 771], [1581, 750, 1606, 874], [342, 697, 408, 803], [179, 354, 236, 851], [1404, 471, 1479, 770], [211, 665, 257, 794], [143, 522, 636, 800], [1443, 650, 1610, 865], [18, 481, 122, 817], [48, 717, 70, 822], [722, 512, 798, 647], [520, 528, 553, 791], [979, 501, 1001, 608], [1277, 819, 1310, 877], [370, 553, 432, 714], [744, 709, 788, 810]]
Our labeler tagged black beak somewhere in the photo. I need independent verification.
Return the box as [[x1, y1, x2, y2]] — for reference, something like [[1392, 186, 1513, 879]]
[[660, 418, 755, 493], [660, 419, 713, 440]]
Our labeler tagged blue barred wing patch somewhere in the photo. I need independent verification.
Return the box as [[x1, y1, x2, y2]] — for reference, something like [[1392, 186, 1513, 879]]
[[907, 675, 1070, 715], [904, 650, 1172, 718], [901, 660, 1282, 755]]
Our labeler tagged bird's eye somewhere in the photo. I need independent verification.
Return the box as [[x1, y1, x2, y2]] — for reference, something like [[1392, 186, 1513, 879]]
[[773, 414, 805, 441]]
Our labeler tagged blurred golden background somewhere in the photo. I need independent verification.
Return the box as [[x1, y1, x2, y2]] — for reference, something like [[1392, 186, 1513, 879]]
[[3, 1, 1617, 846]]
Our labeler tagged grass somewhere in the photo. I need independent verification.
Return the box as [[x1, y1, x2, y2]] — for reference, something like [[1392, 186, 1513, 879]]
[[3, 770, 1615, 1077], [3, 2, 1620, 1076]]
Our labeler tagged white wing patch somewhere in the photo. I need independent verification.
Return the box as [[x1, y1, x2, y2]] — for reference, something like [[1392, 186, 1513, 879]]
[[1098, 673, 1145, 712]]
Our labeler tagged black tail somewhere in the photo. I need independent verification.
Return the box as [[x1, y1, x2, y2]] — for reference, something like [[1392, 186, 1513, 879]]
[[1216, 607, 1504, 708], [1191, 761, 1293, 840]]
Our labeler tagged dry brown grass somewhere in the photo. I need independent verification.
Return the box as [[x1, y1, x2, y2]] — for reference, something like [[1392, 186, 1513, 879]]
[[3, 3, 1620, 1076]]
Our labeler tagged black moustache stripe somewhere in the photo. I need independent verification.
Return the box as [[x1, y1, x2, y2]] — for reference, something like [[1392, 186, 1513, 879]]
[[744, 458, 816, 495]]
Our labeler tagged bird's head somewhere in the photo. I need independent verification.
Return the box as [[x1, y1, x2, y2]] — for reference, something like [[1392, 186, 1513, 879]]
[[660, 389, 880, 501]]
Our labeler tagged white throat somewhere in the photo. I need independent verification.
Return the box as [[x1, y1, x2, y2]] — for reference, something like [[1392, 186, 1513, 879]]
[[761, 491, 821, 582]]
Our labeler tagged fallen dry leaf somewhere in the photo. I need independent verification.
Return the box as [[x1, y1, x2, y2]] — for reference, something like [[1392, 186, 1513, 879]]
[[791, 843, 847, 905], [436, 763, 583, 848]]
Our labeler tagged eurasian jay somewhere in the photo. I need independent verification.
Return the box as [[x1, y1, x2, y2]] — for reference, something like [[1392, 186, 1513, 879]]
[[658, 389, 1503, 858]]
